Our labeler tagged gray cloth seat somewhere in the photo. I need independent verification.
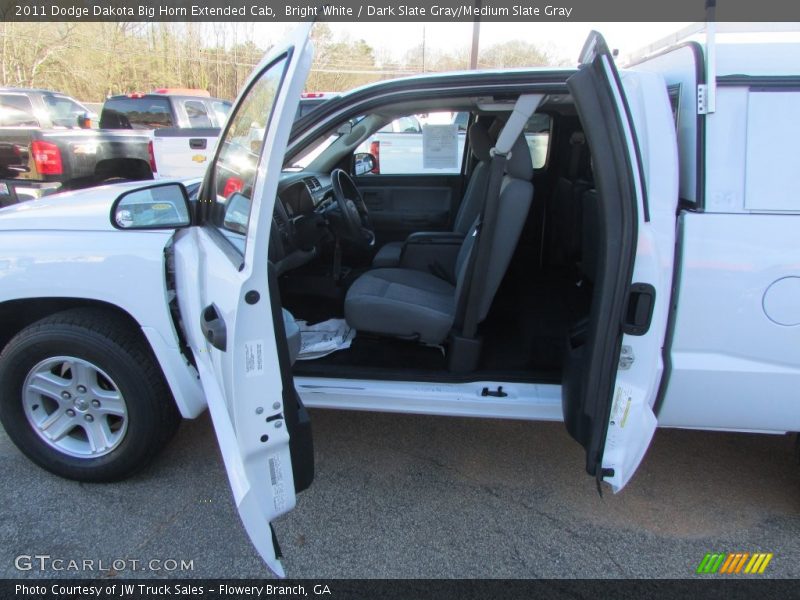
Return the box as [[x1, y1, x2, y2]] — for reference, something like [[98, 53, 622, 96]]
[[371, 241, 403, 269], [344, 268, 456, 343], [371, 122, 495, 268], [347, 134, 534, 345]]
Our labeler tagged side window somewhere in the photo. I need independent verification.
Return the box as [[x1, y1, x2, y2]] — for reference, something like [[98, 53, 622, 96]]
[[295, 99, 324, 121], [0, 94, 39, 127], [744, 90, 800, 212], [396, 116, 421, 133], [210, 56, 288, 239], [183, 100, 213, 128], [524, 113, 551, 170], [358, 111, 468, 175], [211, 101, 231, 127], [43, 95, 86, 127]]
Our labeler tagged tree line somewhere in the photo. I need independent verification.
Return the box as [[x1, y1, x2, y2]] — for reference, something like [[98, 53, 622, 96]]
[[0, 22, 561, 101]]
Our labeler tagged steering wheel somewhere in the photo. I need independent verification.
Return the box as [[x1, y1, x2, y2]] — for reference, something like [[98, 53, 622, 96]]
[[330, 168, 374, 248]]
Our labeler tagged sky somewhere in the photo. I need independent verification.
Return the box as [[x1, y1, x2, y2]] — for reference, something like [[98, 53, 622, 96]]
[[324, 21, 692, 62], [252, 21, 691, 63], [246, 21, 800, 66]]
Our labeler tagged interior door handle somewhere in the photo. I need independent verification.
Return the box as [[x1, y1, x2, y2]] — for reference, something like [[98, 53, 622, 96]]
[[201, 303, 227, 351]]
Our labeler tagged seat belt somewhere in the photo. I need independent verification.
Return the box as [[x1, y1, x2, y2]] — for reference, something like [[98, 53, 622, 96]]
[[567, 131, 585, 180], [455, 94, 543, 340]]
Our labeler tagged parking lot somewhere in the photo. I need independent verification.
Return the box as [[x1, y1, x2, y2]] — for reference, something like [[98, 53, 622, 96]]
[[2, 407, 800, 579]]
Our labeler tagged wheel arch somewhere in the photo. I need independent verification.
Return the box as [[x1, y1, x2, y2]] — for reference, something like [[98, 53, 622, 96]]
[[94, 158, 153, 183], [0, 297, 205, 419]]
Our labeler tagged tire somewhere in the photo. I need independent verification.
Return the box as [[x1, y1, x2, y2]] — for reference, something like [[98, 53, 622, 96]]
[[0, 308, 181, 482]]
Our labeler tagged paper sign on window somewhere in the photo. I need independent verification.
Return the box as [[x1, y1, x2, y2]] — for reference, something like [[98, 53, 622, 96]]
[[422, 124, 458, 169]]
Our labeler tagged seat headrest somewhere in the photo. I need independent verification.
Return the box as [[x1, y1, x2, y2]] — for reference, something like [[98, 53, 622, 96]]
[[468, 123, 492, 163], [505, 135, 533, 181], [488, 118, 504, 140]]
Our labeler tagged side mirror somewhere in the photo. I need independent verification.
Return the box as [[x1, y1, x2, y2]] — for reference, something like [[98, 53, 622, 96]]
[[222, 191, 251, 234], [112, 183, 191, 229], [353, 152, 377, 176], [77, 112, 92, 129]]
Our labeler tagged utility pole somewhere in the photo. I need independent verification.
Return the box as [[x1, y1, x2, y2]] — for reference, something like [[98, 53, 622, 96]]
[[422, 25, 426, 72], [469, 1, 481, 70]]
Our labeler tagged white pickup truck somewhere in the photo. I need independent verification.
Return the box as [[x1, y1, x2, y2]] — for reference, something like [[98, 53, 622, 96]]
[[100, 91, 232, 180], [354, 113, 467, 174], [0, 24, 797, 577]]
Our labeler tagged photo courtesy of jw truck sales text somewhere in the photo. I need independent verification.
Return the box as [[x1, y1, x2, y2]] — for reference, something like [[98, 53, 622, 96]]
[[0, 0, 799, 589], [14, 583, 330, 596]]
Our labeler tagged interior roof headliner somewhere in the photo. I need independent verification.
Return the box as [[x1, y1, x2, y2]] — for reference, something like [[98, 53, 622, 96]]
[[371, 93, 575, 119]]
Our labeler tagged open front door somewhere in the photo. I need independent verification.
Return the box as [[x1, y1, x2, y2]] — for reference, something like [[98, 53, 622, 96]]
[[171, 24, 314, 576], [562, 32, 678, 492]]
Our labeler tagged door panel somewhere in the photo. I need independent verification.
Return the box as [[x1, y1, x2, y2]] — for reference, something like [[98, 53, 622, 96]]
[[562, 31, 677, 492], [355, 174, 463, 243], [171, 24, 314, 577]]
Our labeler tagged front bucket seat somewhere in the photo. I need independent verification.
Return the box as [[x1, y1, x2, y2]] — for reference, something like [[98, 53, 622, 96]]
[[371, 121, 495, 268], [345, 134, 534, 345]]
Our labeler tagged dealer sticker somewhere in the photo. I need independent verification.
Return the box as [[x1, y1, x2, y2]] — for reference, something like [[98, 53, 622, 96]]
[[269, 455, 286, 511], [243, 340, 265, 377], [610, 384, 633, 429]]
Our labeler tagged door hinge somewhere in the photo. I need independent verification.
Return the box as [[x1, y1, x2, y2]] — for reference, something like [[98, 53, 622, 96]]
[[618, 345, 635, 370], [697, 84, 708, 115]]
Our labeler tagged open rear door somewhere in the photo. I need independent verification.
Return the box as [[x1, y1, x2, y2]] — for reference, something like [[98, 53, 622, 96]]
[[171, 24, 314, 576], [562, 32, 678, 492]]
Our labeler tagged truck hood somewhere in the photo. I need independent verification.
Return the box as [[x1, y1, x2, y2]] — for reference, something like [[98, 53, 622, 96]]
[[0, 180, 189, 232]]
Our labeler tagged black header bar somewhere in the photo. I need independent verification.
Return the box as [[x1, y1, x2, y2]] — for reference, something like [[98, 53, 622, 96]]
[[3, 578, 800, 600], [3, 0, 800, 22]]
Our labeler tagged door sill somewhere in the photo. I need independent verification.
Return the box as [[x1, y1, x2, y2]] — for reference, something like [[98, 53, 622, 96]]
[[295, 376, 564, 421]]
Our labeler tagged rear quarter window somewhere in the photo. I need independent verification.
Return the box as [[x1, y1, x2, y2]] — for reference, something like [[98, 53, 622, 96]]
[[211, 101, 231, 126], [183, 100, 213, 128], [0, 94, 39, 127], [100, 97, 174, 129]]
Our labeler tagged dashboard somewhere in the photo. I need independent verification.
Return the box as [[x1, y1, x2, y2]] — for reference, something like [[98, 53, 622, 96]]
[[271, 172, 334, 271], [278, 174, 328, 217]]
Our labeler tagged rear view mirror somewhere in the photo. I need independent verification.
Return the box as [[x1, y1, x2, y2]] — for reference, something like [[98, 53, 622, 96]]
[[112, 183, 191, 229]]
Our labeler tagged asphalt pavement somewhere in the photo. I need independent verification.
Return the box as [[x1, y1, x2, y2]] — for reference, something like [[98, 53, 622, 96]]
[[2, 407, 799, 579]]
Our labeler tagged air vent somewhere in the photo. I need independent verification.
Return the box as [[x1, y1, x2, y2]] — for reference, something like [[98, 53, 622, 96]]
[[304, 176, 321, 192]]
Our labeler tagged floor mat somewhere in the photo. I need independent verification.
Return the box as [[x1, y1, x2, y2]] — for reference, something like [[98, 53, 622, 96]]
[[288, 267, 590, 382]]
